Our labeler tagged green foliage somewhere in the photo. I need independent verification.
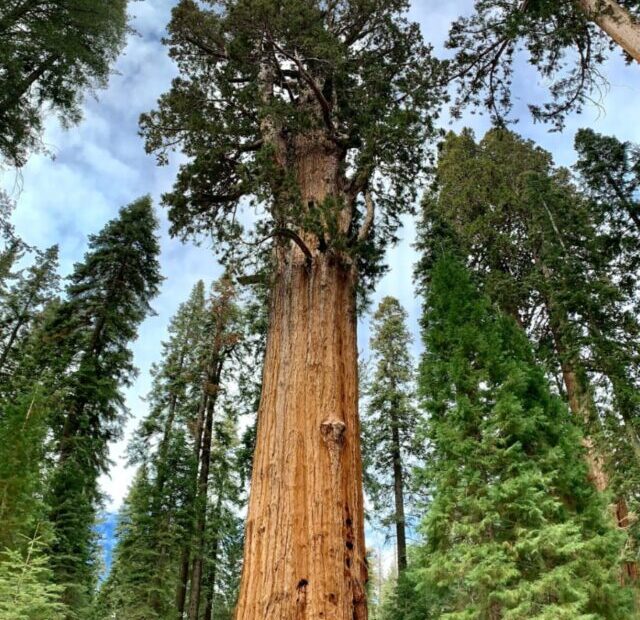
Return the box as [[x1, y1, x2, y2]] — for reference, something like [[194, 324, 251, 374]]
[[362, 297, 419, 546], [0, 387, 52, 551], [417, 128, 640, 579], [574, 128, 640, 264], [0, 244, 59, 382], [0, 533, 68, 620], [94, 278, 251, 620], [445, 0, 640, 129], [42, 197, 162, 615], [0, 0, 129, 165], [403, 255, 633, 619], [141, 0, 443, 295], [0, 237, 60, 553]]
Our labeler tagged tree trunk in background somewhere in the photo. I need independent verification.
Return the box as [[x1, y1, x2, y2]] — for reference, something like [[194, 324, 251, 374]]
[[391, 410, 407, 572], [188, 377, 220, 620], [204, 499, 221, 620], [577, 0, 640, 62], [176, 550, 190, 620], [547, 304, 638, 582], [558, 360, 609, 491]]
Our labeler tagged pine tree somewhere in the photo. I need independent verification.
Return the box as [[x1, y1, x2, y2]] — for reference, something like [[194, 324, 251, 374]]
[[0, 285, 61, 552], [95, 278, 248, 620], [92, 467, 170, 620], [186, 277, 242, 620], [407, 255, 633, 619], [126, 280, 208, 619], [0, 531, 68, 620], [0, 0, 129, 165], [141, 2, 443, 614], [362, 297, 418, 572], [417, 129, 640, 584], [445, 0, 640, 129], [45, 197, 161, 616], [0, 244, 59, 379], [200, 400, 246, 620]]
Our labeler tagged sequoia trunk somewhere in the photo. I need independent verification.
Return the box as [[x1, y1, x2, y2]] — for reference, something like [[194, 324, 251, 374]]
[[577, 0, 640, 62], [547, 300, 638, 582], [235, 253, 367, 619]]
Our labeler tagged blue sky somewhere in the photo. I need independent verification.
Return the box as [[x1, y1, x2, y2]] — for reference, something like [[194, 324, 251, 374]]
[[1, 0, 639, 517]]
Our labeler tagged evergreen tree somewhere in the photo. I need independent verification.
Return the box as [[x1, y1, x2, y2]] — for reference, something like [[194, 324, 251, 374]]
[[575, 128, 640, 224], [0, 244, 59, 379], [141, 2, 443, 613], [574, 128, 640, 259], [362, 296, 418, 572], [0, 531, 68, 620], [445, 0, 640, 129], [45, 196, 161, 616], [0, 0, 129, 165], [185, 276, 242, 620], [418, 128, 640, 583], [0, 286, 61, 552], [406, 255, 633, 619], [95, 278, 248, 620], [200, 401, 246, 620], [92, 467, 170, 620]]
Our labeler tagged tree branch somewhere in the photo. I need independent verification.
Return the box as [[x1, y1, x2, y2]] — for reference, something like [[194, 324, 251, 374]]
[[267, 36, 337, 136], [357, 190, 375, 242], [251, 227, 313, 266]]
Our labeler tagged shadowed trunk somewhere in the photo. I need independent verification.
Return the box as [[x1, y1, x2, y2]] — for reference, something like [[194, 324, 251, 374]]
[[390, 408, 407, 572], [188, 377, 220, 620], [546, 298, 638, 583], [176, 550, 190, 620], [203, 496, 221, 620]]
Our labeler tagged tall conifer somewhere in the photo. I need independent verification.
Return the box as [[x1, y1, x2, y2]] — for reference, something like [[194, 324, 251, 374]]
[[407, 255, 633, 619], [46, 197, 161, 615], [362, 297, 418, 572]]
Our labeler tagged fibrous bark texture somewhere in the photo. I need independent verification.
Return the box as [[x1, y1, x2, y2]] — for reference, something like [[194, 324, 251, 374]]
[[235, 252, 367, 619], [577, 0, 640, 62]]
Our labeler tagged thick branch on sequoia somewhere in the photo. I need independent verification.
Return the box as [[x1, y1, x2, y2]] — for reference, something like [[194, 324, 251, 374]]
[[357, 190, 375, 242], [252, 228, 313, 266], [267, 35, 338, 138]]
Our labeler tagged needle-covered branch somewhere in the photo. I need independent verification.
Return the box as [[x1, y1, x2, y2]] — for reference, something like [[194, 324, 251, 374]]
[[141, 0, 443, 293], [446, 0, 640, 129]]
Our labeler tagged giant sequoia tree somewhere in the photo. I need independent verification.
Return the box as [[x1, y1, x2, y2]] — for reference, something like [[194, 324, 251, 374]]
[[446, 0, 640, 128], [141, 1, 441, 617]]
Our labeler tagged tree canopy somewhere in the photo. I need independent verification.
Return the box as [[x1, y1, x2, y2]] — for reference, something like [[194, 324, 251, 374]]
[[141, 0, 443, 291], [0, 0, 128, 165]]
